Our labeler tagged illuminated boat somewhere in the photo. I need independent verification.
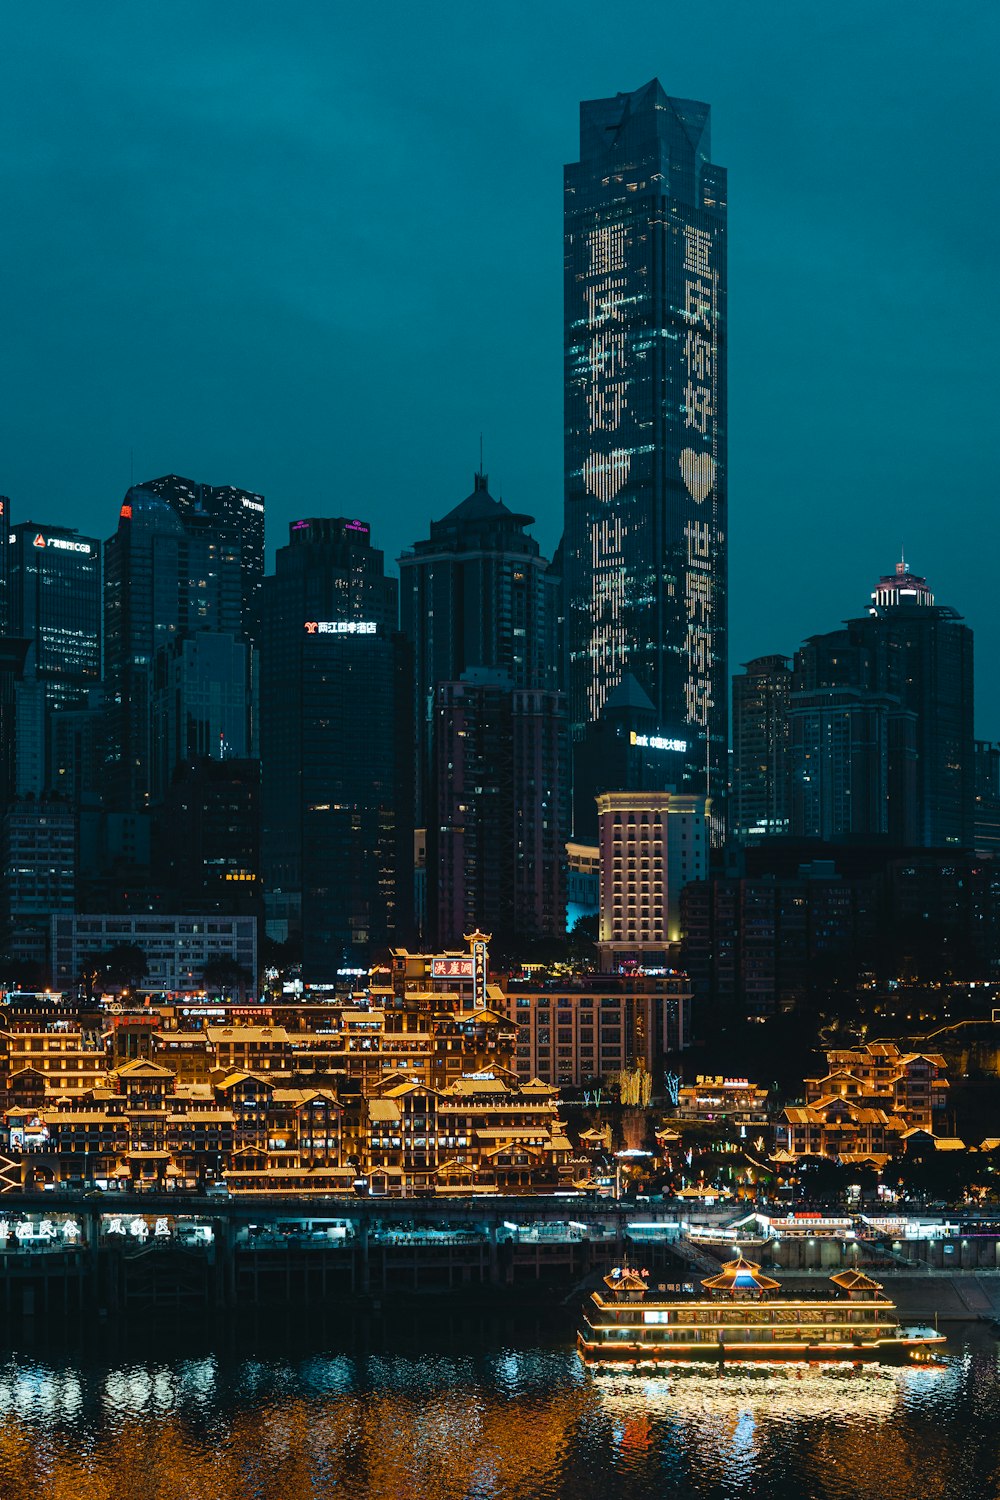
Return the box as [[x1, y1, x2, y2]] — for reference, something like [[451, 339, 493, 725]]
[[578, 1256, 945, 1365]]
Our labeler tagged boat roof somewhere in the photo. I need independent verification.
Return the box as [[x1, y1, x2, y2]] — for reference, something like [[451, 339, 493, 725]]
[[701, 1254, 781, 1293]]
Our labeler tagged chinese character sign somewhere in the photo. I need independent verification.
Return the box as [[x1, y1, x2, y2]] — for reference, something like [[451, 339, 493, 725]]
[[679, 224, 719, 731]]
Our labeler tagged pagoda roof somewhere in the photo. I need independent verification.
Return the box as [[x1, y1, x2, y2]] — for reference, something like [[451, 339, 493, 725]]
[[603, 1267, 648, 1293], [830, 1268, 884, 1293], [701, 1254, 781, 1294]]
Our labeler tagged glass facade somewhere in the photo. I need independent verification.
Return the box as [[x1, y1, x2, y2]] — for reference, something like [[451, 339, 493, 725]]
[[260, 518, 413, 979], [563, 80, 727, 832], [104, 476, 250, 811], [8, 522, 101, 710]]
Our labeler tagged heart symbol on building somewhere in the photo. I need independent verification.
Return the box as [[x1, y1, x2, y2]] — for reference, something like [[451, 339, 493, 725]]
[[583, 448, 631, 501], [680, 449, 715, 504]]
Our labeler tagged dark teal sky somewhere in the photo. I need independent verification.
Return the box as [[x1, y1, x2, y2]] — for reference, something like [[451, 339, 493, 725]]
[[2, 2, 997, 733]]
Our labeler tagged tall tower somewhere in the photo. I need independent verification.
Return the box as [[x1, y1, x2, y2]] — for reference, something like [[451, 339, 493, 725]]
[[861, 561, 974, 847], [732, 656, 793, 842], [398, 470, 560, 825], [260, 518, 413, 978], [563, 80, 727, 832], [7, 521, 101, 711], [104, 477, 248, 811]]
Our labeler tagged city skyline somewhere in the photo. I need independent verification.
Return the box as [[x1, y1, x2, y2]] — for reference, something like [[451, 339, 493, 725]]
[[1, 5, 998, 733]]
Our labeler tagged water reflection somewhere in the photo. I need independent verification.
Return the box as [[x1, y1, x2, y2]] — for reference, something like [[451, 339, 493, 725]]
[[0, 1321, 994, 1500]]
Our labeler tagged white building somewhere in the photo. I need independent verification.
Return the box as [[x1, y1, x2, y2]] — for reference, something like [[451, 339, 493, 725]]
[[50, 914, 257, 995]]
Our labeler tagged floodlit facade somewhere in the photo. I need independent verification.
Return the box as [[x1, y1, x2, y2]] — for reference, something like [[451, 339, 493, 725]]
[[597, 789, 709, 967]]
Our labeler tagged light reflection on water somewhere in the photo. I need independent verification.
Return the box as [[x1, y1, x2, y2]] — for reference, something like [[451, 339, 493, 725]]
[[0, 1322, 996, 1500]]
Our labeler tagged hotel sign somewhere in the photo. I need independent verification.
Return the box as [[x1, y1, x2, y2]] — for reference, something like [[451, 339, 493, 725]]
[[304, 621, 376, 635]]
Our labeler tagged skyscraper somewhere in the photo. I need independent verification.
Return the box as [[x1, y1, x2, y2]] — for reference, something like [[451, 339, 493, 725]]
[[428, 669, 569, 952], [7, 521, 101, 711], [572, 672, 691, 844], [564, 80, 728, 829], [398, 470, 560, 824], [782, 561, 970, 848], [260, 517, 413, 977], [131, 474, 265, 642], [861, 562, 974, 847], [104, 477, 249, 810], [732, 656, 793, 842]]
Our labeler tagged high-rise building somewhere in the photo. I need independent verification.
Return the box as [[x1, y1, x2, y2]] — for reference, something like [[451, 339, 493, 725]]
[[732, 656, 792, 842], [861, 562, 974, 847], [572, 672, 691, 843], [2, 796, 76, 976], [0, 496, 11, 635], [260, 517, 413, 977], [130, 474, 265, 642], [104, 477, 248, 810], [974, 740, 1000, 857], [150, 632, 252, 803], [398, 470, 560, 823], [788, 629, 918, 843], [7, 522, 101, 711], [428, 669, 569, 952], [596, 789, 709, 969], [564, 80, 728, 830], [153, 757, 261, 916]]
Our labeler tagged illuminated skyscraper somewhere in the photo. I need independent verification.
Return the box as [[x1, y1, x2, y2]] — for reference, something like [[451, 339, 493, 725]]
[[7, 521, 101, 710], [564, 80, 727, 830]]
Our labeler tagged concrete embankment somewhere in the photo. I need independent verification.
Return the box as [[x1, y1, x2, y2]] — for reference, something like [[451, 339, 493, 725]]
[[774, 1269, 1000, 1323]]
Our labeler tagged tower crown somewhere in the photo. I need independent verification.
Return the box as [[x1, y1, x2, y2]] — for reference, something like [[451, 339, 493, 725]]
[[870, 559, 934, 612]]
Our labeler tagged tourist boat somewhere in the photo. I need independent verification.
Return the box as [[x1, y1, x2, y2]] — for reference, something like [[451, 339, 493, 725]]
[[578, 1255, 946, 1365]]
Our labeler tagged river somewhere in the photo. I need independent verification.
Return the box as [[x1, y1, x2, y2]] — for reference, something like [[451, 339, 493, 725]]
[[0, 1306, 996, 1498]]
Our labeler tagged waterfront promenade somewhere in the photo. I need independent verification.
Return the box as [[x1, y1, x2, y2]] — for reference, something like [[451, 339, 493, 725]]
[[0, 1192, 999, 1318]]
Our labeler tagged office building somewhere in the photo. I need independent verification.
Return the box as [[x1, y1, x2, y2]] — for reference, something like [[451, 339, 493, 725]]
[[0, 496, 11, 634], [7, 522, 101, 711], [150, 631, 252, 802], [104, 476, 251, 811], [153, 757, 261, 916], [788, 629, 917, 843], [129, 474, 265, 642], [429, 670, 569, 951], [2, 796, 76, 974], [572, 673, 690, 843], [785, 562, 972, 847], [732, 656, 792, 841], [861, 561, 974, 847], [260, 517, 412, 978], [974, 740, 1000, 856], [596, 789, 709, 969], [563, 80, 728, 829], [50, 912, 258, 995], [399, 469, 559, 823]]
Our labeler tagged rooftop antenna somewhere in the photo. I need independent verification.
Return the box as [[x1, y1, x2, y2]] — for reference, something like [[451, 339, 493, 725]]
[[130, 448, 134, 486], [479, 432, 484, 475]]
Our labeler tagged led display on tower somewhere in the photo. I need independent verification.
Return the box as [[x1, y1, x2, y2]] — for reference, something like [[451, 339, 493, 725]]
[[564, 80, 727, 834]]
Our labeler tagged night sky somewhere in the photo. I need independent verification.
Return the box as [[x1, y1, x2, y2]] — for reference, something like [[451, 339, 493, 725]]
[[2, 2, 997, 733]]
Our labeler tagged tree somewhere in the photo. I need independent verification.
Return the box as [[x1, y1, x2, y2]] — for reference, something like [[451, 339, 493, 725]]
[[201, 957, 254, 1000], [100, 944, 148, 997]]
